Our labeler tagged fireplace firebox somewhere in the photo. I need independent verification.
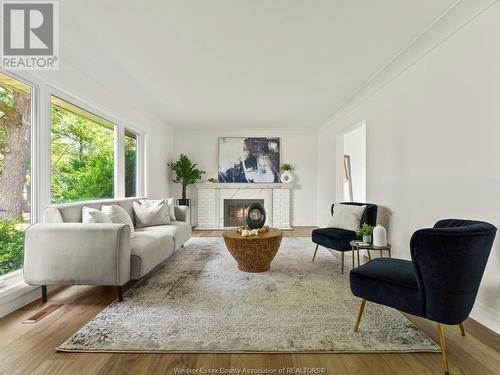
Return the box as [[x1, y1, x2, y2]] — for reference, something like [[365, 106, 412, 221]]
[[224, 199, 264, 227]]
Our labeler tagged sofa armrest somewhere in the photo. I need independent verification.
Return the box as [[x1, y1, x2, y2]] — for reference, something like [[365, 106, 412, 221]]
[[174, 205, 190, 224], [23, 223, 131, 286]]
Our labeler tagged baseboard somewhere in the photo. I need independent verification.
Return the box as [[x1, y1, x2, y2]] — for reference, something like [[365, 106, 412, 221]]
[[0, 284, 58, 318], [470, 300, 500, 335]]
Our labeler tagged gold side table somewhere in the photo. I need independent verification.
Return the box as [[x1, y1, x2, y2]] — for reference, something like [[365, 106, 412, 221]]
[[349, 240, 392, 268]]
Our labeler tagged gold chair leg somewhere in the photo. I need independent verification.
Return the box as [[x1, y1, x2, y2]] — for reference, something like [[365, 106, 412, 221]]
[[341, 252, 344, 274], [354, 299, 366, 332], [459, 322, 465, 336], [436, 323, 450, 375], [312, 244, 319, 262]]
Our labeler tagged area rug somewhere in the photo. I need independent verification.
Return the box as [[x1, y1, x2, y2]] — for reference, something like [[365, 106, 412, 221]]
[[58, 237, 439, 353]]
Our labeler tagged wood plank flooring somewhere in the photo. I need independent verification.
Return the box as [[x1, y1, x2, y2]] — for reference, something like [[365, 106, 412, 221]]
[[1, 227, 499, 375]]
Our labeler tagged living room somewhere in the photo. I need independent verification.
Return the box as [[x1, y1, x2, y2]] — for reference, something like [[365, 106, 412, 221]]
[[0, 1, 499, 374]]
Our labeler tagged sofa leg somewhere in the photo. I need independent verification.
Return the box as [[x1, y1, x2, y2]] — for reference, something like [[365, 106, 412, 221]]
[[459, 322, 465, 336], [312, 244, 319, 262], [436, 323, 450, 375], [341, 252, 344, 274], [41, 285, 48, 303], [354, 299, 366, 332], [117, 286, 123, 302]]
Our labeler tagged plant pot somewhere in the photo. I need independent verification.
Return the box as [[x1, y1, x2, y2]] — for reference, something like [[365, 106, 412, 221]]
[[362, 235, 372, 244], [177, 198, 190, 207], [280, 171, 293, 184]]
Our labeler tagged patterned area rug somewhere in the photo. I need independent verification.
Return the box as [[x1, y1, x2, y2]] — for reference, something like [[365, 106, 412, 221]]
[[58, 237, 439, 353]]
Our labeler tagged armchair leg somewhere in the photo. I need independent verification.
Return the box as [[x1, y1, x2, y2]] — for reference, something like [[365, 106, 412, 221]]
[[312, 244, 319, 262], [459, 322, 465, 336], [41, 285, 48, 303], [117, 286, 123, 302], [341, 252, 344, 274], [436, 323, 450, 375], [354, 299, 366, 332]]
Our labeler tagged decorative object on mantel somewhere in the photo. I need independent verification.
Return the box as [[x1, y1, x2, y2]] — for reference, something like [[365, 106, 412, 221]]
[[245, 201, 266, 229], [356, 223, 374, 244], [280, 163, 294, 184], [207, 177, 217, 183], [218, 137, 280, 183], [373, 224, 388, 247], [168, 154, 205, 206]]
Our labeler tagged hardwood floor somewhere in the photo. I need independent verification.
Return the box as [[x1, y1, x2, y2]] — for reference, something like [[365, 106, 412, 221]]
[[1, 227, 499, 375]]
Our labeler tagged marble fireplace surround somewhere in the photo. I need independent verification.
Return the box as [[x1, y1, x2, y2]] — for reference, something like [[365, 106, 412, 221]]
[[196, 183, 292, 230]]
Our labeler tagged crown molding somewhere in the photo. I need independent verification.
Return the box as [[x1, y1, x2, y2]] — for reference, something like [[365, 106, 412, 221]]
[[318, 0, 498, 132]]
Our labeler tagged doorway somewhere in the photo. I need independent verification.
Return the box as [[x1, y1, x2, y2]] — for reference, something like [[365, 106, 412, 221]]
[[343, 123, 366, 203]]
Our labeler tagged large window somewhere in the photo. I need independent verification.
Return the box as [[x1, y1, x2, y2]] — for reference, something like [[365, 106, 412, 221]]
[[0, 73, 32, 277], [125, 129, 138, 197], [51, 96, 115, 203]]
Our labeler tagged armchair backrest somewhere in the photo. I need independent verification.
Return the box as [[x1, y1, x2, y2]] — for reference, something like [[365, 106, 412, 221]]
[[331, 202, 378, 227], [410, 219, 496, 325]]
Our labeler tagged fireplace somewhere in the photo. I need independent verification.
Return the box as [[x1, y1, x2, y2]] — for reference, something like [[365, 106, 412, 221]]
[[224, 199, 264, 227]]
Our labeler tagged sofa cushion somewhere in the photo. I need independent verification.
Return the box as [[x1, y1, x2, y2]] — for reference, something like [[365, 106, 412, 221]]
[[312, 227, 358, 251], [130, 227, 175, 279], [136, 221, 191, 250], [350, 258, 424, 316]]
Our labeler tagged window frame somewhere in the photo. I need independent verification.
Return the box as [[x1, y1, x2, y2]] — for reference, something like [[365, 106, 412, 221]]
[[0, 71, 37, 289], [47, 87, 145, 202], [0, 79, 145, 288]]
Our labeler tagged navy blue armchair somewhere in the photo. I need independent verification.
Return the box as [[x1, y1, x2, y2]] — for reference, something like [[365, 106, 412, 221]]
[[312, 202, 378, 273], [350, 219, 497, 374]]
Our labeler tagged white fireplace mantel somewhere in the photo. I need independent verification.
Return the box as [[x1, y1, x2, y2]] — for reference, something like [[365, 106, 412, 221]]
[[196, 183, 293, 230], [195, 183, 293, 189]]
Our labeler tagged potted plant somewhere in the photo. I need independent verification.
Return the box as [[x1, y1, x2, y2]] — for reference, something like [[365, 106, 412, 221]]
[[280, 163, 294, 184], [356, 223, 374, 243], [168, 154, 205, 206]]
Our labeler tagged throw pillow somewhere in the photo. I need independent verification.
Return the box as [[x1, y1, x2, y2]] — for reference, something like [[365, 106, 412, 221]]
[[136, 199, 171, 226], [328, 204, 366, 232], [167, 197, 176, 221], [82, 206, 112, 224], [102, 204, 135, 234]]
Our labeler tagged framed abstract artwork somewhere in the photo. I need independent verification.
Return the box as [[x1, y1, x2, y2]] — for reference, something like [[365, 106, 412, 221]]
[[218, 137, 280, 183]]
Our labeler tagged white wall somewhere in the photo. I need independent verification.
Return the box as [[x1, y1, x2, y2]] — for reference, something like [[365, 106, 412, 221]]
[[317, 3, 500, 332], [343, 123, 366, 202], [173, 129, 317, 227]]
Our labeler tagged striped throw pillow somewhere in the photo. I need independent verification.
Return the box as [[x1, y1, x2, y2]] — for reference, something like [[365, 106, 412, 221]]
[[102, 205, 135, 234]]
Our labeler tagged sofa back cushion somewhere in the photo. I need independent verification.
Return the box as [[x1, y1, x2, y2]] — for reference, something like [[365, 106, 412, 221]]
[[43, 197, 142, 224]]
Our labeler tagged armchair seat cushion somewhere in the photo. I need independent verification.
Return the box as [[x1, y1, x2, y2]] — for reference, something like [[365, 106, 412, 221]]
[[350, 258, 425, 317], [312, 227, 358, 251]]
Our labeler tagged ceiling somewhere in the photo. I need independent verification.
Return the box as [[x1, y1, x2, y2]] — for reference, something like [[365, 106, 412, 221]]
[[61, 0, 458, 129]]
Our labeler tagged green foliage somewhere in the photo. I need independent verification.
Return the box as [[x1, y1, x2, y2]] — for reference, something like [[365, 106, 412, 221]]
[[51, 105, 115, 203], [356, 223, 374, 236], [168, 154, 205, 199], [280, 163, 294, 172], [0, 219, 24, 276], [125, 136, 137, 197]]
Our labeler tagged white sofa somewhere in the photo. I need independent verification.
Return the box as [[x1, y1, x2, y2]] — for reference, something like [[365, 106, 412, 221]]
[[23, 197, 191, 302]]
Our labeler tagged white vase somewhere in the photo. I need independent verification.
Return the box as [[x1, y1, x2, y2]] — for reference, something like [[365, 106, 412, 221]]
[[373, 224, 387, 246], [280, 171, 293, 184]]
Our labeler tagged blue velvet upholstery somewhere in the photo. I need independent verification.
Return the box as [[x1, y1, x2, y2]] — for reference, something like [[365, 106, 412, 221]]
[[312, 202, 378, 252], [350, 219, 496, 324]]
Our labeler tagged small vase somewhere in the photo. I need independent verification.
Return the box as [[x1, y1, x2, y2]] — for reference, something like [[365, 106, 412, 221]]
[[280, 171, 293, 184], [362, 235, 372, 244], [373, 224, 387, 246]]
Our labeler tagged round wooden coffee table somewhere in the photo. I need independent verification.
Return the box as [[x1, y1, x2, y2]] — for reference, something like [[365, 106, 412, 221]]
[[222, 229, 283, 272]]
